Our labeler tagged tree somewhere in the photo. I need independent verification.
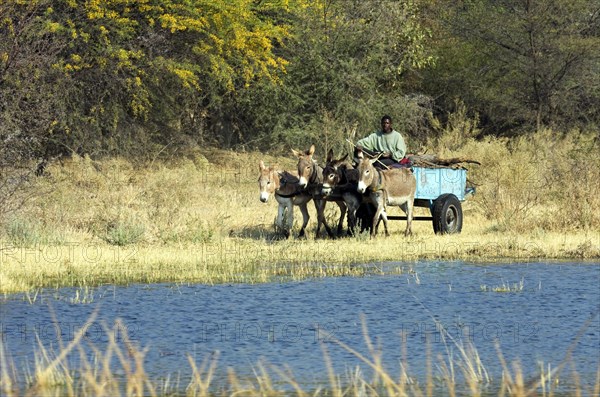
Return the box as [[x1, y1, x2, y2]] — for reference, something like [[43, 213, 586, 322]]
[[0, 0, 67, 155], [0, 0, 298, 156], [230, 0, 437, 152], [420, 0, 600, 134]]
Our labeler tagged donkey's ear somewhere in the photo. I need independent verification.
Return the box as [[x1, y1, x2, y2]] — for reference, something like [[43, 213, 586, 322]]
[[340, 153, 348, 162], [307, 144, 315, 156], [357, 151, 364, 160], [259, 160, 266, 170], [326, 148, 334, 162], [291, 148, 300, 157], [270, 164, 278, 172]]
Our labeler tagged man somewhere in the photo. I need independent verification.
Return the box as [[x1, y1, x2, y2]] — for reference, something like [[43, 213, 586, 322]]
[[354, 115, 407, 169]]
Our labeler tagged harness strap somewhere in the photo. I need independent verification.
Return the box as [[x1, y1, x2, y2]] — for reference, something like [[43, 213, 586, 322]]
[[276, 190, 302, 198]]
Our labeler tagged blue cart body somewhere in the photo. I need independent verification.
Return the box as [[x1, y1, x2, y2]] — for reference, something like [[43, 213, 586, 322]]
[[412, 166, 470, 203]]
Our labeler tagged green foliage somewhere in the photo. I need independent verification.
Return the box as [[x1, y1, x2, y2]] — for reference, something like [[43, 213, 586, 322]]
[[288, 1, 435, 127], [230, 0, 437, 152], [1, 0, 598, 162], [420, 0, 600, 133], [0, 0, 298, 157], [0, 0, 65, 158]]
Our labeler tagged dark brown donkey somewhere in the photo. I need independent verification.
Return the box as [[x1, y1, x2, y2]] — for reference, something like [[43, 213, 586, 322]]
[[356, 151, 416, 236], [320, 149, 364, 234], [291, 145, 348, 237]]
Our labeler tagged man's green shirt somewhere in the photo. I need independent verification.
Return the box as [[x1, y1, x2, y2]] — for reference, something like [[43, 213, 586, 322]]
[[357, 130, 406, 161]]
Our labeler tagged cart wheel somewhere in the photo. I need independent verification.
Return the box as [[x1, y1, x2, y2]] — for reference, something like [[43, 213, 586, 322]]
[[432, 194, 463, 234]]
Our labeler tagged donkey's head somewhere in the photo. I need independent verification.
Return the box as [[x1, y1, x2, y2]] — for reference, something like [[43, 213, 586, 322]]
[[291, 144, 317, 189], [258, 160, 278, 203], [322, 149, 349, 196], [356, 151, 378, 194]]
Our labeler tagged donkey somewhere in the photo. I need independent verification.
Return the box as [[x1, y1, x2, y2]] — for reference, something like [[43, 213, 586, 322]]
[[320, 149, 364, 234], [258, 160, 312, 238], [356, 151, 416, 236], [291, 145, 348, 238]]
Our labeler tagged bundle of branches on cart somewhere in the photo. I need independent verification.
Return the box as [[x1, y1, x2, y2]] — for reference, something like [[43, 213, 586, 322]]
[[407, 154, 481, 169]]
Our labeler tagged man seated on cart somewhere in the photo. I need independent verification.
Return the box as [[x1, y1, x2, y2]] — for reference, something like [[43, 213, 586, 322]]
[[354, 115, 410, 169]]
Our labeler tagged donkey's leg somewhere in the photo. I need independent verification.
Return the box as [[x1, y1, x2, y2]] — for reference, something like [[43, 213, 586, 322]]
[[371, 194, 386, 237], [343, 193, 359, 235], [284, 200, 294, 238], [371, 205, 383, 237], [406, 199, 413, 236], [276, 203, 288, 238], [380, 208, 390, 237], [314, 199, 334, 238], [297, 203, 310, 238], [401, 199, 414, 236], [380, 195, 391, 236], [335, 201, 347, 236]]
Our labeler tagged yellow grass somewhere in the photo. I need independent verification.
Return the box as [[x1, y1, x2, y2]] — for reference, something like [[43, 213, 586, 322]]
[[1, 313, 598, 397], [0, 131, 599, 294]]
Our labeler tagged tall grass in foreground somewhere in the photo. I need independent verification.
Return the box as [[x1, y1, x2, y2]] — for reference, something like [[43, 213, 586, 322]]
[[1, 315, 598, 397]]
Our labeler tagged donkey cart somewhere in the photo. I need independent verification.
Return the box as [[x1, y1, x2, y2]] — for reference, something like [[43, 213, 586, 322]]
[[386, 165, 475, 234]]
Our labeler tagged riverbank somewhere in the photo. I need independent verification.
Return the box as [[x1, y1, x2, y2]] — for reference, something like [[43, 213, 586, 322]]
[[1, 132, 599, 294], [1, 229, 599, 294]]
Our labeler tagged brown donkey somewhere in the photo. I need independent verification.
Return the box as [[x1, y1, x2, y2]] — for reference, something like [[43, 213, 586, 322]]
[[291, 145, 347, 237], [356, 152, 416, 236], [258, 161, 312, 238]]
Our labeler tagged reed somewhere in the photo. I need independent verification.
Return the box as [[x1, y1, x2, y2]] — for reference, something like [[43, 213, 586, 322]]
[[1, 314, 597, 397], [0, 131, 599, 294], [480, 279, 525, 293]]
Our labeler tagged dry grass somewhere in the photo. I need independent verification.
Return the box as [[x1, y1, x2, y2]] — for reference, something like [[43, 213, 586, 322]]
[[431, 128, 600, 233], [0, 131, 599, 294], [1, 313, 598, 397]]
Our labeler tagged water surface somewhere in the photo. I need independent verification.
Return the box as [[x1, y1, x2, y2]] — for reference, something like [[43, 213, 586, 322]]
[[2, 261, 599, 393]]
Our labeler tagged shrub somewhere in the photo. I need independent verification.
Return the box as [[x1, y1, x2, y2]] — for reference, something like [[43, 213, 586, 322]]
[[4, 218, 42, 247], [103, 220, 146, 246]]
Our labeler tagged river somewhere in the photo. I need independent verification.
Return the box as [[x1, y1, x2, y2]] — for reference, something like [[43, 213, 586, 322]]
[[1, 261, 599, 395]]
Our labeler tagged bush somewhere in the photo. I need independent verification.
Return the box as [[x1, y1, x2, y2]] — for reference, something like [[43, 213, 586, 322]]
[[4, 218, 42, 247], [103, 220, 146, 246]]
